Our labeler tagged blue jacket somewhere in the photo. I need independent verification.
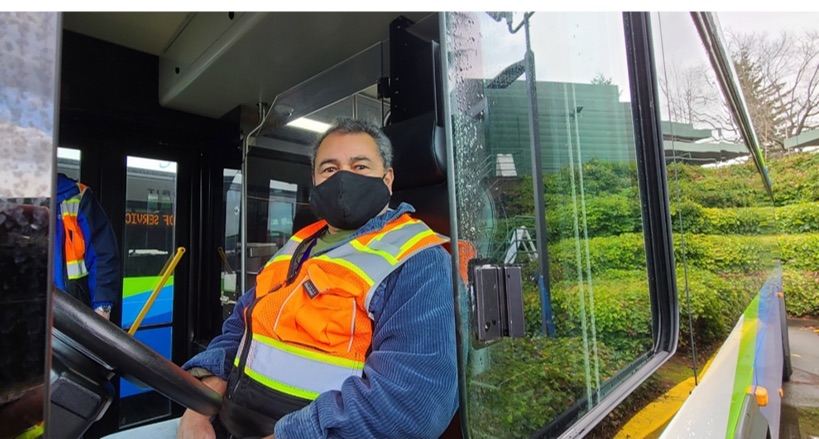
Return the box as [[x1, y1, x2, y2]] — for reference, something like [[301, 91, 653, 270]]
[[55, 173, 121, 309], [183, 203, 458, 439]]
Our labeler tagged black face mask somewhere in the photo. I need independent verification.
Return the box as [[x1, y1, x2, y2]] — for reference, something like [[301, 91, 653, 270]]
[[309, 171, 391, 230]]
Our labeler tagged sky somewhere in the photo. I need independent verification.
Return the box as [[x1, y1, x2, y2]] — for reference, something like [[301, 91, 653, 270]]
[[719, 12, 819, 35]]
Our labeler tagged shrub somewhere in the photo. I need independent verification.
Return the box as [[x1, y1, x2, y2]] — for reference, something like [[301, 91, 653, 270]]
[[778, 233, 819, 271], [768, 152, 819, 206], [549, 272, 653, 356], [778, 202, 819, 234], [467, 336, 626, 439], [783, 269, 819, 317]]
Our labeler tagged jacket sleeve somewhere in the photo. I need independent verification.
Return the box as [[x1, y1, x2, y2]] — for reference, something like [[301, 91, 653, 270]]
[[182, 287, 253, 381], [274, 246, 459, 439], [78, 189, 121, 309]]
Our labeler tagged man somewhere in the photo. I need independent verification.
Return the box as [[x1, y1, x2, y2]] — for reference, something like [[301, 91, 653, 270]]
[[178, 118, 458, 439], [55, 173, 121, 319]]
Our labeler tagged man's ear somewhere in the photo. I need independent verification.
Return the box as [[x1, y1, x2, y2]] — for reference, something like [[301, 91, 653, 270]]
[[383, 168, 395, 195]]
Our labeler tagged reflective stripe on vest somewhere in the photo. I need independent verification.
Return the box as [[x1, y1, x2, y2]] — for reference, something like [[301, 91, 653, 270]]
[[60, 183, 88, 280], [235, 333, 365, 400], [242, 213, 448, 401]]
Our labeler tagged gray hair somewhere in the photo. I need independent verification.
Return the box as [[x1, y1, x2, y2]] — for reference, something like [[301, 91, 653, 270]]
[[309, 117, 393, 171]]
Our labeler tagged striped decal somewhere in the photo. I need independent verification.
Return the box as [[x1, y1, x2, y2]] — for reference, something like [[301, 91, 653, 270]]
[[726, 294, 760, 436], [660, 268, 784, 439]]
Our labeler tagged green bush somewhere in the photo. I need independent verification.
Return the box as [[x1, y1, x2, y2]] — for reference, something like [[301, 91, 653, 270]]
[[778, 202, 819, 233], [669, 202, 817, 236], [669, 199, 706, 234], [783, 269, 819, 317], [668, 160, 768, 208], [681, 234, 775, 273], [544, 233, 783, 281], [778, 233, 819, 270], [545, 192, 642, 242], [768, 153, 819, 206], [467, 336, 626, 439], [698, 206, 769, 235], [549, 272, 653, 356], [675, 268, 763, 350], [548, 233, 648, 280]]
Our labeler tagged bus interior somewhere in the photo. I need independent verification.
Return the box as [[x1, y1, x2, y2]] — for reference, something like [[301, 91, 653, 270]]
[[0, 11, 789, 439]]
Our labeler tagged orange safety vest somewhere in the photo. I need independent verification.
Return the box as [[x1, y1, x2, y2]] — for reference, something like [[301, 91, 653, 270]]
[[229, 213, 448, 412], [60, 182, 89, 282]]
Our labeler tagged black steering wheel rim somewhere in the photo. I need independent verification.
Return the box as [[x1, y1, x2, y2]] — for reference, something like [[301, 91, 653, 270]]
[[52, 289, 222, 416]]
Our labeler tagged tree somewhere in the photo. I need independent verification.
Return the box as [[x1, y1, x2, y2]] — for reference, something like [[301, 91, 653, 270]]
[[728, 30, 819, 154], [657, 28, 819, 156], [658, 61, 739, 142], [591, 74, 613, 86], [732, 46, 787, 156]]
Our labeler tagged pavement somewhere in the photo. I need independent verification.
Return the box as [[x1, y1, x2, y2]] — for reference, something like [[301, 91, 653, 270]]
[[780, 318, 819, 439]]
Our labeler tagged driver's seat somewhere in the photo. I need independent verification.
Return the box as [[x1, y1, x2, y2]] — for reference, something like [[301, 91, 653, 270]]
[[384, 112, 464, 439]]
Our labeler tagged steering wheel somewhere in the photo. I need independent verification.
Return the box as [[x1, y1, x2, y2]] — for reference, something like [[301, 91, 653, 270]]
[[52, 289, 222, 416]]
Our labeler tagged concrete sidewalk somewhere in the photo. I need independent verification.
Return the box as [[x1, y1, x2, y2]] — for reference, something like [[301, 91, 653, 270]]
[[780, 318, 819, 439]]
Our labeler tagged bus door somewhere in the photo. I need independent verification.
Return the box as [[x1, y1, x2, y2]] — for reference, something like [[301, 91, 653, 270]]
[[117, 152, 185, 427], [59, 140, 196, 434]]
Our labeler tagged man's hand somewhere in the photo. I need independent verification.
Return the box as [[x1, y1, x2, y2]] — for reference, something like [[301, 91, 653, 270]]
[[176, 376, 227, 439], [176, 409, 216, 439], [94, 308, 111, 320]]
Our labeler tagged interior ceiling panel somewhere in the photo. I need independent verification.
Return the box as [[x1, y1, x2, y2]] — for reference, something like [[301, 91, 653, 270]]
[[62, 11, 433, 120], [63, 12, 191, 56]]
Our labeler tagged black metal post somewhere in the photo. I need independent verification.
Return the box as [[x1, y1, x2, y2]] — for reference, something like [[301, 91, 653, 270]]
[[521, 13, 555, 336]]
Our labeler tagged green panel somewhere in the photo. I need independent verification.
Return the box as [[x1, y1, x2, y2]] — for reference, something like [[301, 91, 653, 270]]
[[123, 275, 175, 298], [726, 294, 760, 437]]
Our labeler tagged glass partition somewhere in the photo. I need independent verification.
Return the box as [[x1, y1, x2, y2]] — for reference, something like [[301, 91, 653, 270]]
[[444, 11, 653, 437]]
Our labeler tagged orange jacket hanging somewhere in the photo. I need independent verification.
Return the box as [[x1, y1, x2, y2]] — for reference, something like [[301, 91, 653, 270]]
[[54, 173, 121, 308]]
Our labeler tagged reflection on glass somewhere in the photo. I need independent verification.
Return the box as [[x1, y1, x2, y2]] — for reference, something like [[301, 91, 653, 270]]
[[244, 153, 310, 292], [446, 11, 651, 437], [57, 147, 81, 181], [119, 156, 178, 427], [652, 11, 777, 394]]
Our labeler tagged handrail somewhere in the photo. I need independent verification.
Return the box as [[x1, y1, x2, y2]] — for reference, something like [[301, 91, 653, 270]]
[[128, 247, 186, 335]]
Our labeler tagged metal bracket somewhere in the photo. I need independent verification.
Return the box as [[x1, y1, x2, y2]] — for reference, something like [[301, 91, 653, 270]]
[[472, 262, 525, 344]]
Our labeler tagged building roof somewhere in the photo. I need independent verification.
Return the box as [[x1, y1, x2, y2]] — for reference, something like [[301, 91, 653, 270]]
[[784, 128, 819, 149]]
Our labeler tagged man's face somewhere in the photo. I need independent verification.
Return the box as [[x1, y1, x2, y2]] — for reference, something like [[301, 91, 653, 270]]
[[313, 132, 394, 193]]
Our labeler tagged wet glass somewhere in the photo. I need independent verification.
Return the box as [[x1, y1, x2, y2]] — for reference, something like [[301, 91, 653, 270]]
[[0, 12, 59, 439], [444, 11, 653, 438]]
